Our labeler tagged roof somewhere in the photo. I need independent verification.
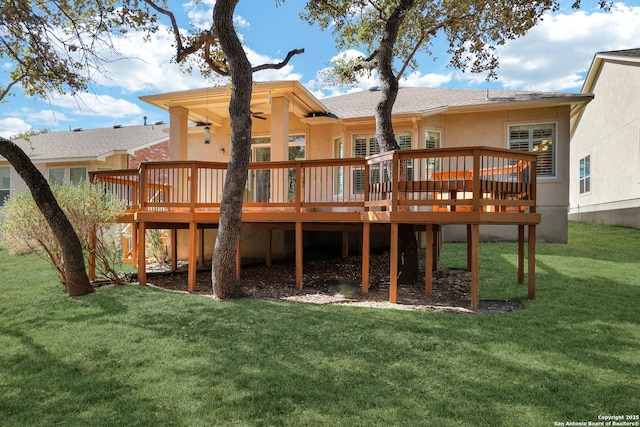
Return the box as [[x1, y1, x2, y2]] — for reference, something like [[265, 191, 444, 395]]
[[582, 48, 640, 94], [5, 124, 169, 163], [140, 81, 329, 126], [322, 86, 593, 120]]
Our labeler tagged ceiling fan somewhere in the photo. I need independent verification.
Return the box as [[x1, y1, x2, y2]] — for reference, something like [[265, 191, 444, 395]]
[[251, 111, 267, 120]]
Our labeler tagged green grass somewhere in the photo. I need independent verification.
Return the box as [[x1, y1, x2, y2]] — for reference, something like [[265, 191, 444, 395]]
[[1, 221, 639, 426]]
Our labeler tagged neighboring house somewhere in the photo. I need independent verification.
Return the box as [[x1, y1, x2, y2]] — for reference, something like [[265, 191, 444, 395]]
[[140, 80, 593, 245], [0, 123, 169, 204], [570, 48, 640, 229]]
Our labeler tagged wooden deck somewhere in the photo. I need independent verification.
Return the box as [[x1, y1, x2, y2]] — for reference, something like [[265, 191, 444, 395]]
[[90, 146, 541, 309]]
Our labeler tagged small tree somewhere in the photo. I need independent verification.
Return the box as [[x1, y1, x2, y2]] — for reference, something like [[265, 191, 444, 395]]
[[1, 183, 127, 287]]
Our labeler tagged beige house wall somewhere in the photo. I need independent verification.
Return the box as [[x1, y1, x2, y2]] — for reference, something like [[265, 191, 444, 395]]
[[570, 60, 640, 228]]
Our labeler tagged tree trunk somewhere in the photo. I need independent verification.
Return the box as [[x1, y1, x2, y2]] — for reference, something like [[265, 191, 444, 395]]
[[0, 137, 93, 296], [375, 0, 419, 284], [211, 0, 251, 298]]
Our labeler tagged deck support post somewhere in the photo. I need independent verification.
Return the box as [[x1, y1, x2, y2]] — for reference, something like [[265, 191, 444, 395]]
[[137, 221, 147, 285], [433, 224, 441, 270], [171, 229, 177, 272], [518, 225, 525, 284], [425, 224, 433, 297], [199, 228, 205, 268], [295, 221, 303, 289], [389, 222, 399, 303], [342, 231, 349, 258], [466, 224, 472, 270], [528, 225, 536, 299], [361, 222, 370, 294], [470, 223, 480, 310], [265, 228, 272, 267], [188, 221, 197, 292], [131, 222, 138, 266], [88, 225, 96, 281]]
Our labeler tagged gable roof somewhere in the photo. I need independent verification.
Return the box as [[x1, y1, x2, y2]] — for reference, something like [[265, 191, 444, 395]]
[[322, 86, 592, 120], [5, 124, 169, 163], [581, 48, 640, 94]]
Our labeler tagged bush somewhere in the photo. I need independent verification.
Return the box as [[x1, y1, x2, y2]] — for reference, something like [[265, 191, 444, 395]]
[[1, 183, 127, 284]]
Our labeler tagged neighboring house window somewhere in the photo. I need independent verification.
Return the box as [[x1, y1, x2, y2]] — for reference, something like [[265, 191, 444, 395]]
[[70, 167, 87, 184], [352, 132, 413, 194], [48, 168, 66, 185], [509, 123, 556, 177], [333, 137, 344, 196], [48, 166, 87, 185], [0, 167, 10, 206], [579, 155, 591, 194]]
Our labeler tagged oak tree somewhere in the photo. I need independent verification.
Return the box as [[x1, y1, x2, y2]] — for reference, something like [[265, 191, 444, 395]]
[[303, 0, 610, 283], [136, 0, 304, 298]]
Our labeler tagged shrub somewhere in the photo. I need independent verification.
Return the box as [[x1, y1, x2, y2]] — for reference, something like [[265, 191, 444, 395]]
[[1, 183, 127, 285]]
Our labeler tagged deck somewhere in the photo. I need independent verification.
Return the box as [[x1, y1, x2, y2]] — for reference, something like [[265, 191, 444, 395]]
[[90, 146, 541, 309]]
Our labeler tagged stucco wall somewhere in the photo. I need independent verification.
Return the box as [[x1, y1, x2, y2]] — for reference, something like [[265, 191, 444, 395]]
[[570, 60, 640, 224]]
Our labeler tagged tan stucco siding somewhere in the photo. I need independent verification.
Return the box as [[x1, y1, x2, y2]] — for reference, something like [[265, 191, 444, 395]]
[[570, 60, 640, 217]]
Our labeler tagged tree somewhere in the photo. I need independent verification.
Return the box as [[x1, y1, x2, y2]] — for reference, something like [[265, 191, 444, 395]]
[[135, 0, 304, 298], [303, 0, 611, 283], [0, 0, 123, 295]]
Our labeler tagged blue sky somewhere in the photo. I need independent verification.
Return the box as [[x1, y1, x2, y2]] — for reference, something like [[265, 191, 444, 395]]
[[2, 0, 640, 137]]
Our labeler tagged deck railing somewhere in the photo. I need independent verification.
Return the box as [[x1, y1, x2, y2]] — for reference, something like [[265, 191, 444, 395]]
[[90, 147, 537, 216]]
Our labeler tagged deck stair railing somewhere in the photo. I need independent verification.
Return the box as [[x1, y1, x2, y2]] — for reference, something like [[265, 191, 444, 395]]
[[90, 147, 536, 217]]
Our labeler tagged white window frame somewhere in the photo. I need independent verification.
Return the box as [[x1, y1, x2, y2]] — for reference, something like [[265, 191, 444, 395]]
[[0, 166, 11, 207], [579, 155, 591, 195], [508, 123, 557, 178], [351, 131, 413, 194]]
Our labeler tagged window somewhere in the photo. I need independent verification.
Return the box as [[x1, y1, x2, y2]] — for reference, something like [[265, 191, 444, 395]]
[[509, 123, 556, 177], [70, 167, 87, 184], [425, 131, 441, 149], [352, 132, 413, 194], [579, 155, 590, 194], [0, 167, 10, 206], [288, 134, 306, 160], [48, 168, 65, 185]]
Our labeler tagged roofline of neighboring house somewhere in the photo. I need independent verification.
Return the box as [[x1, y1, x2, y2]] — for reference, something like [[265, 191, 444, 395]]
[[581, 50, 640, 94], [572, 49, 640, 138]]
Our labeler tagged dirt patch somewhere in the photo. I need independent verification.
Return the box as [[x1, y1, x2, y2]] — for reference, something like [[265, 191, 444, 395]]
[[141, 251, 524, 315]]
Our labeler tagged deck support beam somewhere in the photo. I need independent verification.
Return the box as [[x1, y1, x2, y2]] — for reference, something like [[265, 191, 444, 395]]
[[131, 223, 138, 267], [425, 224, 433, 297], [528, 225, 536, 299], [188, 221, 197, 292], [518, 225, 525, 284], [171, 229, 177, 272], [389, 223, 399, 303], [342, 231, 349, 258], [137, 221, 147, 285], [295, 221, 303, 289], [88, 225, 96, 281], [470, 223, 480, 310], [361, 222, 370, 294]]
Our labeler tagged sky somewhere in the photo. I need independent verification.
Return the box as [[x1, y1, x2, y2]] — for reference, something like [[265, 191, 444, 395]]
[[2, 0, 640, 138]]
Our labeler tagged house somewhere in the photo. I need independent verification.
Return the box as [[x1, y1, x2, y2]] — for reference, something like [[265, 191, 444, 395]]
[[91, 80, 594, 308], [139, 81, 593, 246], [0, 123, 170, 205], [569, 48, 640, 229]]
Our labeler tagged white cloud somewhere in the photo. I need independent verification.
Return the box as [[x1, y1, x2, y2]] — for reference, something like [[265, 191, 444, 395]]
[[234, 15, 250, 28], [469, 3, 640, 91], [400, 71, 453, 88], [49, 93, 143, 118], [0, 118, 33, 139]]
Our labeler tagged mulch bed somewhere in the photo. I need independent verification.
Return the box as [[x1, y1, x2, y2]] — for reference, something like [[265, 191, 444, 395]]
[[140, 250, 524, 315]]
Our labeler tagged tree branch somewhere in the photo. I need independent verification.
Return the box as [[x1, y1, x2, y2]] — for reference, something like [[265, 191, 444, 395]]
[[251, 48, 305, 73], [0, 75, 25, 102]]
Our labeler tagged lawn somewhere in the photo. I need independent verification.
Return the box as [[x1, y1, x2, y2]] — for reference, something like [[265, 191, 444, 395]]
[[1, 222, 638, 426]]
